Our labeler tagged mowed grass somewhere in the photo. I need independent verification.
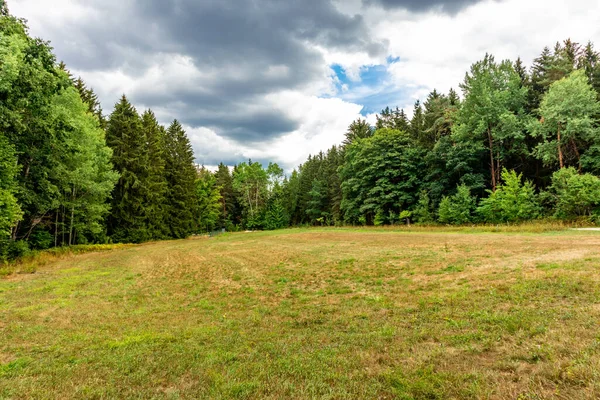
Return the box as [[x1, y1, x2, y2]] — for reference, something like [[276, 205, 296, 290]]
[[2, 228, 600, 399]]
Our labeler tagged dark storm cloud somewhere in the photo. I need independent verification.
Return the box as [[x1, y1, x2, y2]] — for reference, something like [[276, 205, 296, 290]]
[[36, 0, 386, 142], [363, 0, 497, 14]]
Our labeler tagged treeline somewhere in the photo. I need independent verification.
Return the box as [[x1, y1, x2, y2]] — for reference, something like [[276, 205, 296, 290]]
[[213, 39, 600, 229], [0, 5, 220, 261]]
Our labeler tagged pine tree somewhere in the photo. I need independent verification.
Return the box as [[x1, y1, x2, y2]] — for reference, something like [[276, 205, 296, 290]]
[[106, 95, 150, 243], [164, 120, 198, 238]]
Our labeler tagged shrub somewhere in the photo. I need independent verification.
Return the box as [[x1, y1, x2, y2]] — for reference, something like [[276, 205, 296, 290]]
[[413, 191, 434, 224], [4, 240, 31, 261], [263, 200, 290, 230], [477, 169, 541, 223], [438, 185, 477, 225], [544, 167, 600, 219], [29, 229, 54, 250]]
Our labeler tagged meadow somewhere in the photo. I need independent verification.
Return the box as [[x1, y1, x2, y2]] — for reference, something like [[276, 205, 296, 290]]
[[1, 227, 600, 399]]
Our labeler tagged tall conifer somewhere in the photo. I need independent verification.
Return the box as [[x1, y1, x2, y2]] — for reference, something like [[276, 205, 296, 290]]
[[106, 96, 150, 243], [164, 120, 198, 238], [142, 110, 169, 239]]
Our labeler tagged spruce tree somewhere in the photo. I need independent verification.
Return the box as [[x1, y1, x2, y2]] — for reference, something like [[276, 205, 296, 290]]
[[106, 95, 150, 243], [530, 46, 553, 112], [142, 110, 169, 239], [582, 42, 600, 95], [164, 120, 198, 238]]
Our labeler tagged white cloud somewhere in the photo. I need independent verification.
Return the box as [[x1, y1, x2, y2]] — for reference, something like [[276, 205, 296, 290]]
[[187, 93, 363, 171], [367, 0, 600, 99]]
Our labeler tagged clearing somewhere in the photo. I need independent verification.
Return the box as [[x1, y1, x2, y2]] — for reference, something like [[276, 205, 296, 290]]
[[1, 228, 600, 399]]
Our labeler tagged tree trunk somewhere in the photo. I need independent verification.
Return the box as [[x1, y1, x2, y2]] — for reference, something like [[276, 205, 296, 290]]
[[558, 123, 564, 169], [487, 127, 497, 191], [11, 222, 19, 241]]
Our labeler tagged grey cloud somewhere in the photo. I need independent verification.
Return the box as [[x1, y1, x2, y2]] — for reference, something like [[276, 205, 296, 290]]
[[32, 0, 386, 144], [363, 0, 497, 14]]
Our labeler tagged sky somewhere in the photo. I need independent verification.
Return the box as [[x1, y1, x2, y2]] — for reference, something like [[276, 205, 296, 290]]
[[9, 0, 600, 171]]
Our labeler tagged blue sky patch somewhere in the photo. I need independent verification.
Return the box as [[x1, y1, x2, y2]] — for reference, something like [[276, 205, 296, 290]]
[[328, 58, 416, 116]]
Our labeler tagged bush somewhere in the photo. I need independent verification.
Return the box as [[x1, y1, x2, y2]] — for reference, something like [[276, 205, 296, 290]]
[[413, 191, 434, 224], [29, 229, 54, 250], [263, 201, 290, 230], [438, 184, 477, 225], [374, 209, 386, 226], [477, 169, 541, 223], [544, 167, 600, 219], [4, 240, 31, 261]]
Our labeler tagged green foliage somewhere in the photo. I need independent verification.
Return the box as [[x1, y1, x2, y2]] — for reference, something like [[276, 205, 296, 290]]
[[164, 120, 198, 239], [105, 96, 149, 243], [531, 70, 600, 170], [0, 10, 116, 252], [233, 160, 268, 229], [214, 163, 239, 229], [399, 210, 412, 225], [195, 167, 222, 232], [0, 14, 68, 243], [1, 238, 31, 262], [306, 180, 330, 225], [142, 110, 169, 239], [438, 185, 477, 225], [375, 107, 409, 132], [340, 128, 426, 225], [344, 119, 372, 147], [52, 86, 119, 245], [413, 191, 434, 224], [263, 198, 289, 230], [28, 229, 53, 250], [477, 169, 541, 223], [545, 168, 600, 219], [0, 133, 21, 240], [453, 54, 529, 191]]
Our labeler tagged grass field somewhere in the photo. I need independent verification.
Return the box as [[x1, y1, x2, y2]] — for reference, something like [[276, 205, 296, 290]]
[[2, 227, 600, 399]]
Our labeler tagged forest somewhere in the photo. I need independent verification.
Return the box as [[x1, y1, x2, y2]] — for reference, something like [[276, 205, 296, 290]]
[[3, 2, 600, 261]]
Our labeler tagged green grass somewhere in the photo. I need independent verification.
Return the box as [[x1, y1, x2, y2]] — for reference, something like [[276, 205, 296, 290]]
[[1, 227, 600, 398]]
